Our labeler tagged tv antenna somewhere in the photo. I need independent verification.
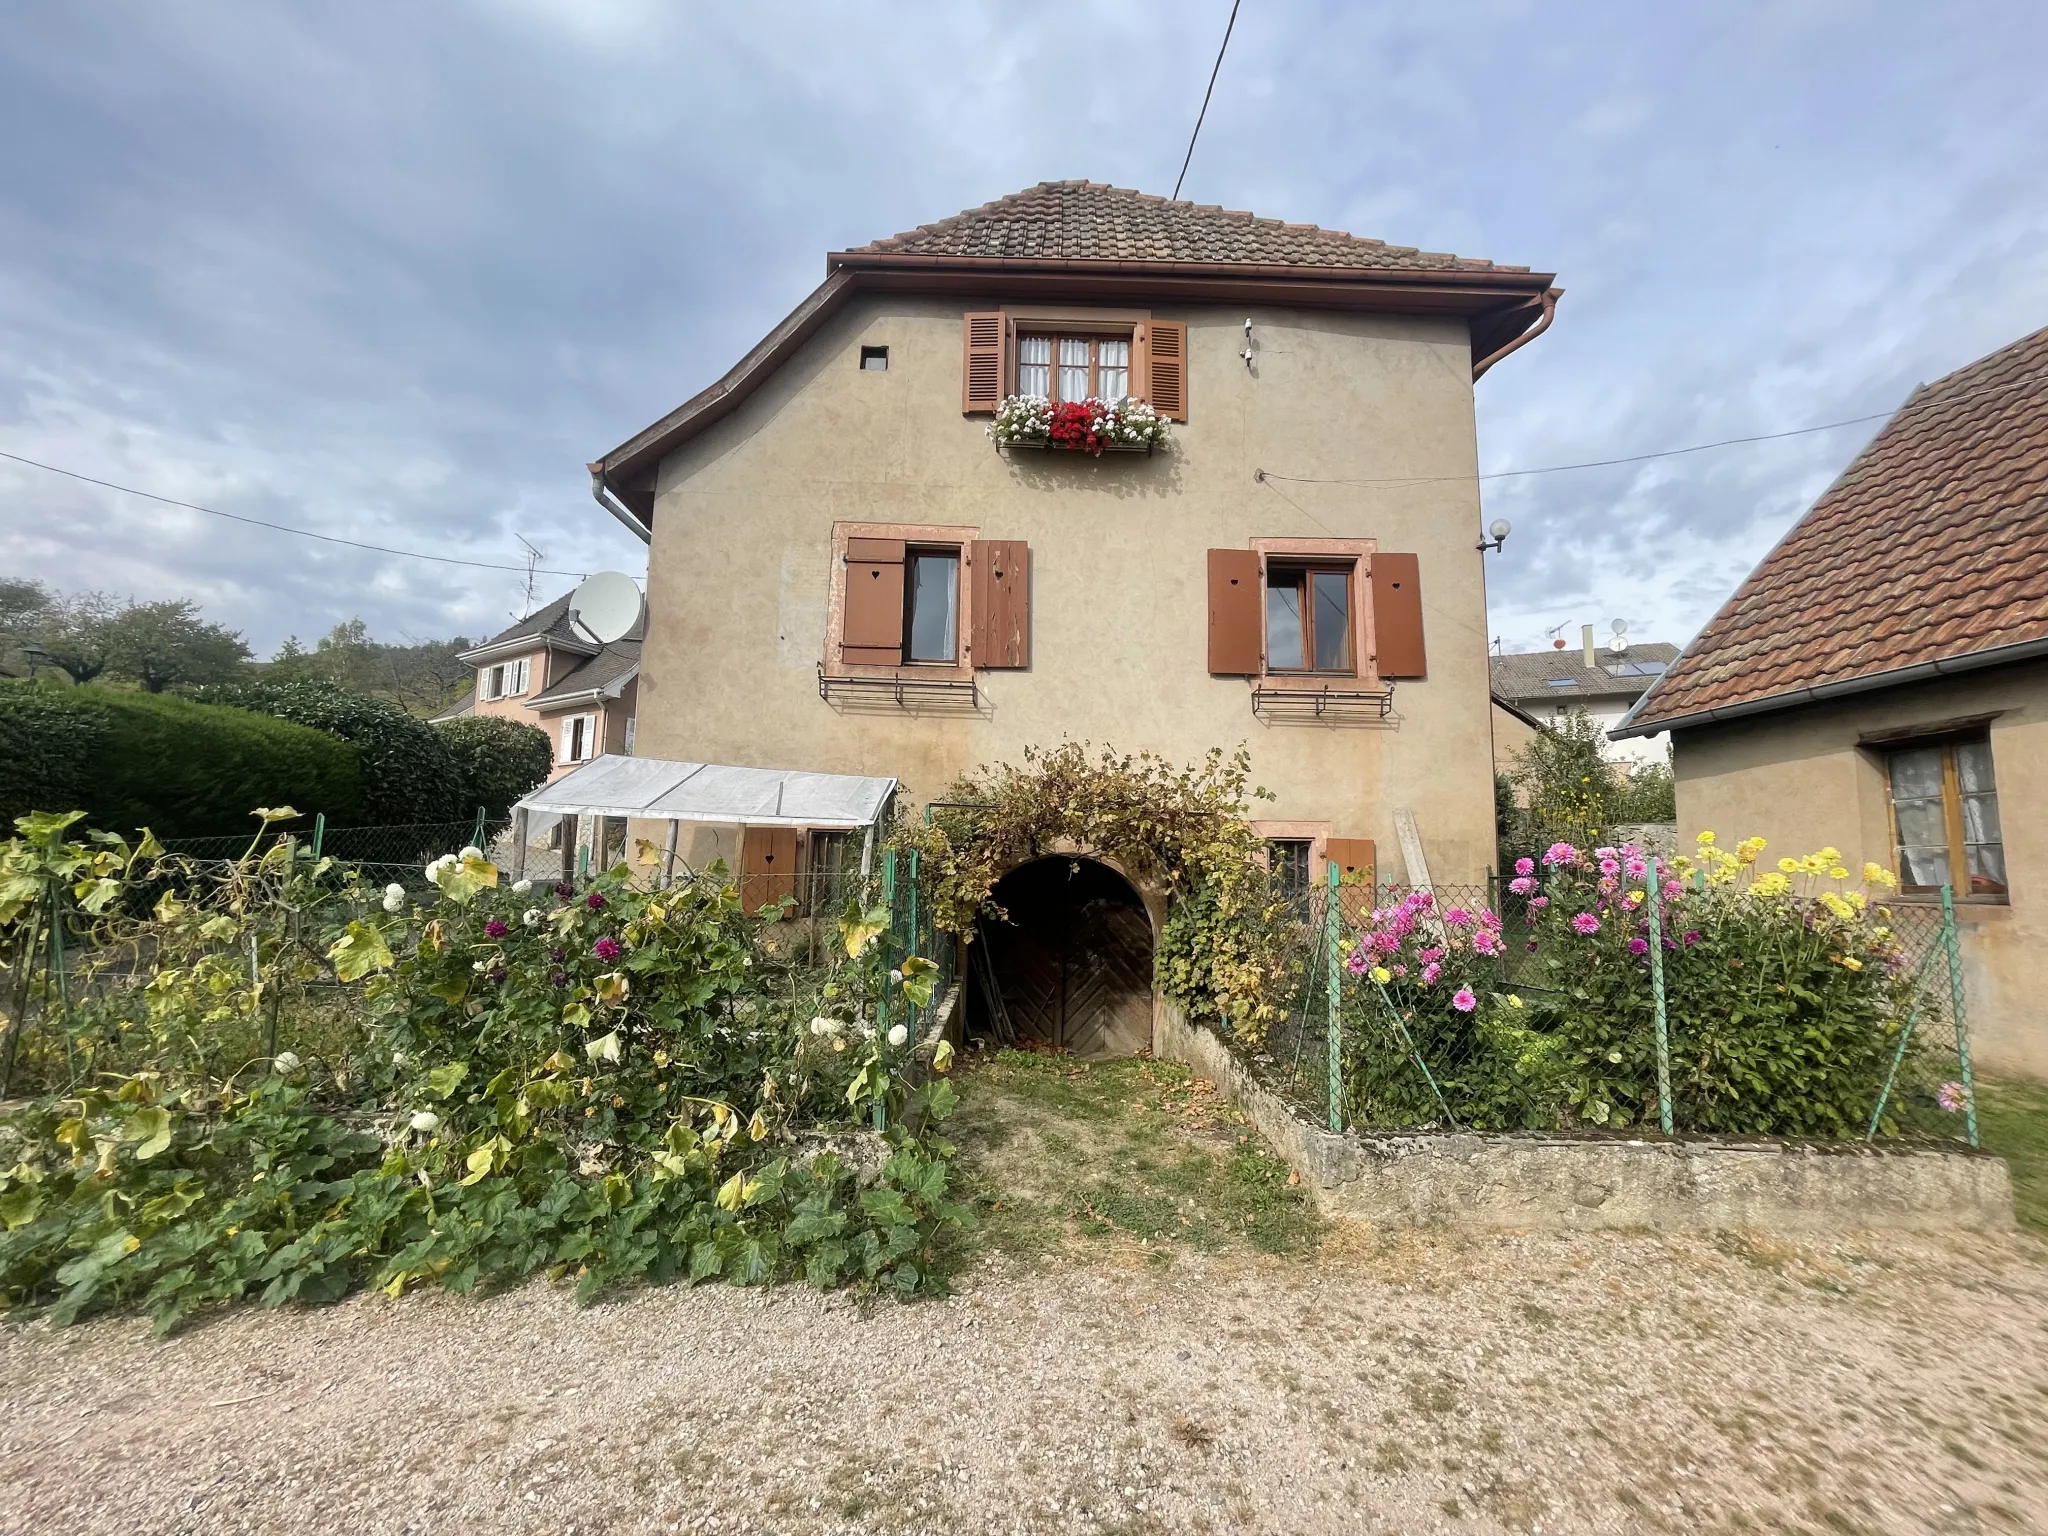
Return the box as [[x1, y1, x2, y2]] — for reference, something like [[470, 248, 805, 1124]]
[[515, 536, 547, 619]]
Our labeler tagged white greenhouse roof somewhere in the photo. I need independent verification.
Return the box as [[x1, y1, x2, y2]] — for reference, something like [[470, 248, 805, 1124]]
[[514, 755, 897, 830]]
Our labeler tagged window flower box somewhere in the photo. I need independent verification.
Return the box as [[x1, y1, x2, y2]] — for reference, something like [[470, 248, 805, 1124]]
[[987, 395, 1170, 456]]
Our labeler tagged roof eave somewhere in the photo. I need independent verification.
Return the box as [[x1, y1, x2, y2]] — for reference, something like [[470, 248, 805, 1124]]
[[457, 633, 599, 666], [591, 258, 1559, 517], [1611, 634, 2048, 740]]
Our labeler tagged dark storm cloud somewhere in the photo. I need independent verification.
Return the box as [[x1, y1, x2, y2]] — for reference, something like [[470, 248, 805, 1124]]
[[1, 1, 2043, 655]]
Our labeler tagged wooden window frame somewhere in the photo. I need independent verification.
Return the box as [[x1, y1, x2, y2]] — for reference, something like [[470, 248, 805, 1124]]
[[1015, 331, 1134, 403], [903, 544, 964, 666], [1884, 732, 2007, 903], [1003, 306, 1147, 404], [823, 521, 979, 683], [1248, 539, 1379, 689]]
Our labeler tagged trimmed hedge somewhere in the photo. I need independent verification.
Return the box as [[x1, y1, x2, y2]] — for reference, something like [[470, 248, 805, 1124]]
[[0, 682, 362, 839], [435, 715, 554, 822], [198, 680, 462, 825]]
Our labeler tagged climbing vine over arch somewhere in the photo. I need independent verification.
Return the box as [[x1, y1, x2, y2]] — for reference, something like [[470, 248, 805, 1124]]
[[891, 742, 1295, 1045]]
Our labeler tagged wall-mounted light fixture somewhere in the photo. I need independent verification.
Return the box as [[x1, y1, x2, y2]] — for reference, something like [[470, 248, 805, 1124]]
[[1476, 519, 1511, 554]]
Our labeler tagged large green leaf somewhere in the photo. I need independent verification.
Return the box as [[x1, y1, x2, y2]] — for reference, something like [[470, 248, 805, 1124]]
[[327, 920, 395, 982]]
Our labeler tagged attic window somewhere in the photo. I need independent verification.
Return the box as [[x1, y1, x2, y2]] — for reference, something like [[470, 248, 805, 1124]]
[[860, 346, 889, 371], [1545, 677, 1578, 688]]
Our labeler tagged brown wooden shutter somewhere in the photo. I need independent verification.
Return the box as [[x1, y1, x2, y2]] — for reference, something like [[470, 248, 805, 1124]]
[[970, 539, 1030, 668], [1325, 837, 1378, 924], [841, 537, 905, 666], [962, 312, 1004, 414], [1207, 549, 1262, 674], [1145, 319, 1187, 421], [1371, 553, 1426, 678], [740, 826, 798, 914]]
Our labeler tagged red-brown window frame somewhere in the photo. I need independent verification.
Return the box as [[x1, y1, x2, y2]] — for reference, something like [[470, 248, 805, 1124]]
[[822, 521, 978, 683], [1014, 329, 1135, 403], [1263, 561, 1358, 676], [1248, 538, 1379, 686]]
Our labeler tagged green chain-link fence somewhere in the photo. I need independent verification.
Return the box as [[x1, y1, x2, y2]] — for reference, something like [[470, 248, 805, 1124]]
[[1257, 865, 1978, 1146]]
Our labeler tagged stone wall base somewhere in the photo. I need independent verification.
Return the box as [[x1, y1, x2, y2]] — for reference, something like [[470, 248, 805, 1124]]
[[1157, 1002, 2016, 1232]]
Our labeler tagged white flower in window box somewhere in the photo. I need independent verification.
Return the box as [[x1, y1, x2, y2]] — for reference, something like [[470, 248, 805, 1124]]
[[986, 395, 1170, 454]]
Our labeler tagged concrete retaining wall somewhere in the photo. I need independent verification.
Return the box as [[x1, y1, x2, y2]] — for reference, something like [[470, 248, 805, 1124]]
[[1158, 1002, 2016, 1232]]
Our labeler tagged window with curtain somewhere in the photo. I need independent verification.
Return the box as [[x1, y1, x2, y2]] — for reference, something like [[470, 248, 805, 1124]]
[[1017, 333, 1132, 402], [1888, 735, 2006, 899], [905, 549, 959, 664]]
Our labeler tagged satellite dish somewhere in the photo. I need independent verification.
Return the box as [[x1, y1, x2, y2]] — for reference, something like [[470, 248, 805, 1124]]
[[569, 571, 642, 645], [1610, 618, 1629, 653]]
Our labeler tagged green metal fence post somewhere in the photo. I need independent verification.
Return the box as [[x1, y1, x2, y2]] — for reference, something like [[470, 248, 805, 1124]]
[[46, 879, 73, 1082], [1941, 883, 1979, 1148], [907, 848, 921, 1037], [1325, 861, 1343, 1131], [875, 849, 897, 1131], [1645, 855, 1674, 1135], [311, 812, 325, 862], [472, 806, 487, 851], [1867, 948, 1938, 1138]]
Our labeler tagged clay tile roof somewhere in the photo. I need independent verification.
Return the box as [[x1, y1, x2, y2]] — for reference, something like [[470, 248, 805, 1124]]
[[1491, 643, 1683, 704], [839, 180, 1520, 273], [1628, 325, 2048, 731]]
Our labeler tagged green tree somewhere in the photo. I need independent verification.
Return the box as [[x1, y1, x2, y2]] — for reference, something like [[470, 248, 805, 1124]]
[[32, 589, 119, 685], [1504, 708, 1622, 855], [1614, 760, 1676, 823], [435, 715, 554, 820], [0, 578, 54, 677], [102, 599, 252, 692], [201, 678, 463, 824]]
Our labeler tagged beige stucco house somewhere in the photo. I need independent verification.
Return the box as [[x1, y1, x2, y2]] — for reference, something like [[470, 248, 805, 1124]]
[[1614, 325, 2048, 1081], [581, 182, 1558, 1049], [437, 591, 642, 782]]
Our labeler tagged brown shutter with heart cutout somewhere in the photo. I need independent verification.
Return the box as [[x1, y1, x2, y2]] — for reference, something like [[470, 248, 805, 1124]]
[[970, 539, 1030, 668], [1207, 548, 1261, 674], [1144, 319, 1187, 421], [740, 826, 798, 914], [1371, 553, 1426, 679], [961, 312, 1005, 414], [841, 537, 905, 666]]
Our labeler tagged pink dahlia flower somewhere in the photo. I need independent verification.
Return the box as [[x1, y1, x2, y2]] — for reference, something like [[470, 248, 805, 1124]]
[[1571, 912, 1601, 936]]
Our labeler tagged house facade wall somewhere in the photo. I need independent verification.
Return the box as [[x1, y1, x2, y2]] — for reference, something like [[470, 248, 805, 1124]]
[[469, 647, 552, 725], [633, 294, 1502, 886], [1669, 659, 2048, 1082]]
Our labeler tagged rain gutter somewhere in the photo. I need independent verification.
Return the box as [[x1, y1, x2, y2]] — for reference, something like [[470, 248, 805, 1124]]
[[1609, 634, 2048, 740]]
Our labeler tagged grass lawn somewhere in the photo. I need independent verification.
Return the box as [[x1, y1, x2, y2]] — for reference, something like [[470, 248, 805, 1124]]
[[948, 1047, 1320, 1266], [1976, 1074, 2048, 1230]]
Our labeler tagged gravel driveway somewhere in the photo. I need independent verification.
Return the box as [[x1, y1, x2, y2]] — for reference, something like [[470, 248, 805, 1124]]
[[4, 1222, 2045, 1535]]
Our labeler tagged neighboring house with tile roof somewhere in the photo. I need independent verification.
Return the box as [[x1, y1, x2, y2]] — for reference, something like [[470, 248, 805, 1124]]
[[583, 182, 1560, 1051], [1491, 640, 1680, 770], [435, 590, 642, 782], [1613, 323, 2048, 1080]]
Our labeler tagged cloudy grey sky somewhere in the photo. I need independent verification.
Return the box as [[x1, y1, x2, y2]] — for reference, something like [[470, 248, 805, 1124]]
[[3, 1, 2044, 656]]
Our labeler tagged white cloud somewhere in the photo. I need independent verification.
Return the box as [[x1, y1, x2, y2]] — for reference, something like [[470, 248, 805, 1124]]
[[0, 0, 2043, 662]]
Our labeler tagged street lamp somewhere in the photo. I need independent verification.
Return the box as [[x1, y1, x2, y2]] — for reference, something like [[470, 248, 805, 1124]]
[[1476, 518, 1511, 554]]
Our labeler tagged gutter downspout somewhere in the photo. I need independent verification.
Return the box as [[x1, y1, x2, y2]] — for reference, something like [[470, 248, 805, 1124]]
[[588, 463, 652, 544], [1471, 288, 1561, 382]]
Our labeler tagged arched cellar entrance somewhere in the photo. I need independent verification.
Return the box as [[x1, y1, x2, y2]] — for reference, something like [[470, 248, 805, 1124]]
[[972, 857, 1155, 1059]]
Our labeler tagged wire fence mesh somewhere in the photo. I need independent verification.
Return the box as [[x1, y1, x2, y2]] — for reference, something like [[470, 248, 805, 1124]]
[[1253, 873, 1979, 1145], [4, 830, 960, 1104]]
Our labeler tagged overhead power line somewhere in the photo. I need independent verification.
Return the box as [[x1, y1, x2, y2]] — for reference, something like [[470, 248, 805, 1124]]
[[1257, 364, 2048, 491], [0, 448, 595, 577], [1172, 0, 1243, 201]]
